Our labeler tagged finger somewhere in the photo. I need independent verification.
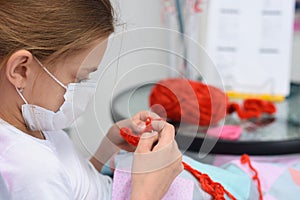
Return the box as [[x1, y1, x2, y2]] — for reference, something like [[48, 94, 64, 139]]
[[116, 118, 145, 134], [150, 120, 167, 133], [152, 124, 176, 151], [132, 110, 161, 121], [132, 139, 182, 173], [135, 132, 159, 153], [115, 119, 127, 127], [152, 137, 176, 153], [128, 119, 146, 133], [130, 111, 161, 132], [131, 117, 166, 134], [149, 104, 167, 120], [151, 121, 175, 140]]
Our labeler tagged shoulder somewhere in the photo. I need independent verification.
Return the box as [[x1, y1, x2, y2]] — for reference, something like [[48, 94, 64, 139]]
[[0, 128, 64, 173], [0, 140, 73, 199], [0, 139, 67, 178], [0, 129, 75, 178], [0, 122, 74, 198]]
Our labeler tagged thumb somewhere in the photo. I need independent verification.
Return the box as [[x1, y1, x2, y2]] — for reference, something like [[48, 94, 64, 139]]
[[135, 132, 158, 153]]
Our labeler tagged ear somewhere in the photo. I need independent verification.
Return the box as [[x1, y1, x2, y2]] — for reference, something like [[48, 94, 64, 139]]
[[5, 50, 34, 89]]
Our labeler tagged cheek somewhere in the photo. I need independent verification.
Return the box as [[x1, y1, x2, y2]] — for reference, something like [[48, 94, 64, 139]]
[[51, 87, 66, 111], [62, 69, 79, 85], [31, 78, 66, 112]]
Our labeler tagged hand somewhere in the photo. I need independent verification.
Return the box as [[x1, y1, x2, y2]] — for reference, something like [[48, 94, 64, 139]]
[[91, 111, 161, 172], [131, 121, 183, 200], [107, 110, 161, 152]]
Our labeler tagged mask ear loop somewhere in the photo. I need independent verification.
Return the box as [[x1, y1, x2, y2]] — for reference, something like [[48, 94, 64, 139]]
[[34, 57, 67, 90], [17, 85, 45, 136], [16, 86, 28, 104]]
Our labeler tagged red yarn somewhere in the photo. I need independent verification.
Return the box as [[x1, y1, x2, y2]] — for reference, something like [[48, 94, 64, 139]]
[[240, 154, 263, 200], [119, 117, 154, 146], [149, 78, 276, 126], [119, 117, 236, 200], [182, 162, 236, 200]]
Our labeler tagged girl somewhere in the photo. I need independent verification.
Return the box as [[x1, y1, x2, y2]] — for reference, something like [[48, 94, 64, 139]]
[[0, 1, 258, 199], [0, 1, 182, 199]]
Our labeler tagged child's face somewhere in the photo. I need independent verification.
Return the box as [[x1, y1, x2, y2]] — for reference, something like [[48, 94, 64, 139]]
[[21, 38, 108, 112]]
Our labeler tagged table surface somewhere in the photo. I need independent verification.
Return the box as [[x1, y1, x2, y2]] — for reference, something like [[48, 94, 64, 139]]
[[111, 83, 300, 155]]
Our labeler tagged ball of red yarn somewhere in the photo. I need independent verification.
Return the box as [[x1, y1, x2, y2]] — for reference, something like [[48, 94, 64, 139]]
[[149, 78, 276, 126], [149, 78, 228, 126]]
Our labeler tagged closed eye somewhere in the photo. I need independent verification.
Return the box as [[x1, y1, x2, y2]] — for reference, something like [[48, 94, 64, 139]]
[[75, 77, 90, 83]]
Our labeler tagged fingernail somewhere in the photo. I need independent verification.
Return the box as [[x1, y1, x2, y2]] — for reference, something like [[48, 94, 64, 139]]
[[137, 124, 146, 131], [141, 131, 158, 139]]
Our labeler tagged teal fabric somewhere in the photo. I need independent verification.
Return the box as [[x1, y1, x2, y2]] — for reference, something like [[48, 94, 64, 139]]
[[100, 162, 114, 177], [182, 156, 258, 200]]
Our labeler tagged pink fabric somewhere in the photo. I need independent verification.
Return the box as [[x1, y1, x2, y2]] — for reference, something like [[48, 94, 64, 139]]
[[112, 169, 194, 200], [207, 125, 242, 140], [264, 193, 277, 200], [294, 20, 300, 31], [213, 154, 300, 167]]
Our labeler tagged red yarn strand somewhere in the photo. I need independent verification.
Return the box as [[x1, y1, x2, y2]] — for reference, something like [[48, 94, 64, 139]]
[[182, 162, 236, 200], [240, 154, 263, 200]]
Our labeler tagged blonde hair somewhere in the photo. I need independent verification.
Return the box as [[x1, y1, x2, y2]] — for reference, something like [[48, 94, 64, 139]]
[[0, 0, 114, 67]]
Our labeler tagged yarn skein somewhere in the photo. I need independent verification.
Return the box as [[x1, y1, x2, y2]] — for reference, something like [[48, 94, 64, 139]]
[[149, 78, 276, 126]]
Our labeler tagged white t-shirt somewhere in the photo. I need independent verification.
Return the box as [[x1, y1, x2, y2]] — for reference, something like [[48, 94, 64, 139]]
[[0, 118, 112, 200]]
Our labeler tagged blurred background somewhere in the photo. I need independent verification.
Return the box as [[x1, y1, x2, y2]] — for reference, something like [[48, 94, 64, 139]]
[[68, 0, 300, 158]]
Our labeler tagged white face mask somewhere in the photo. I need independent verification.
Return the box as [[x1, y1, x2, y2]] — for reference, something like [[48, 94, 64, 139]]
[[16, 58, 97, 131]]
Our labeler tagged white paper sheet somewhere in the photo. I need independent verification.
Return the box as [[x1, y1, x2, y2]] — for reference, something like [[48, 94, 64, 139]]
[[205, 0, 295, 96]]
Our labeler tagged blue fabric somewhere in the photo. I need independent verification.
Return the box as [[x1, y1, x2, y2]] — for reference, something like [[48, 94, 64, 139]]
[[267, 161, 300, 199], [101, 163, 114, 177], [182, 156, 257, 200]]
